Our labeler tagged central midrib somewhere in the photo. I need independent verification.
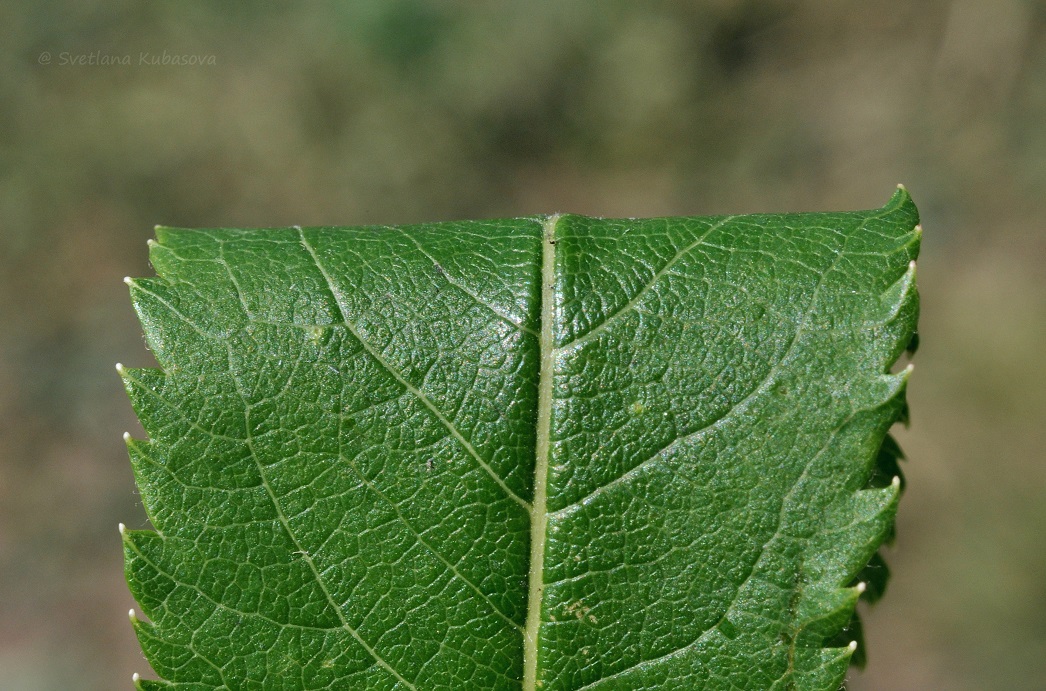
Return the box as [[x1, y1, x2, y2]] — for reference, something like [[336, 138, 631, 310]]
[[523, 214, 559, 689]]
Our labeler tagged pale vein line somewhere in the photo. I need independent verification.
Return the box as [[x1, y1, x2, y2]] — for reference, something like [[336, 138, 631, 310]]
[[128, 586, 230, 687], [125, 278, 215, 340], [523, 214, 558, 690], [217, 265, 416, 689], [123, 534, 346, 634], [233, 368, 416, 688], [562, 356, 784, 514], [328, 305, 524, 659], [555, 215, 736, 352], [119, 366, 245, 445], [547, 341, 797, 520], [297, 228, 531, 511], [393, 227, 539, 337]]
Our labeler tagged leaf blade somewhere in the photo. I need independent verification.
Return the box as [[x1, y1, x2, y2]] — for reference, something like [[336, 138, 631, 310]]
[[123, 191, 919, 690]]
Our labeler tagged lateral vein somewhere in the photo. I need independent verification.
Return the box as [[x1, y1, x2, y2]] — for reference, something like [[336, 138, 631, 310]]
[[298, 228, 531, 512], [224, 343, 416, 690], [394, 228, 539, 336], [555, 215, 735, 352]]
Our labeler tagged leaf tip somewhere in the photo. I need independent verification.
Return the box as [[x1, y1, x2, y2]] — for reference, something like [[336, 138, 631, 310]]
[[115, 362, 125, 373], [123, 276, 134, 286], [129, 608, 138, 623], [118, 522, 126, 535], [848, 640, 859, 653], [856, 581, 867, 595]]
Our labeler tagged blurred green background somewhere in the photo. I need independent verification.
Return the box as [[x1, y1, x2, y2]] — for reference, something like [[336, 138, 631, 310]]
[[2, 1, 1044, 688]]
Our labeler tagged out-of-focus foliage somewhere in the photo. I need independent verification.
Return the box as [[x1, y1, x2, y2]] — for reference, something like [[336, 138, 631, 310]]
[[1, 1, 1044, 689]]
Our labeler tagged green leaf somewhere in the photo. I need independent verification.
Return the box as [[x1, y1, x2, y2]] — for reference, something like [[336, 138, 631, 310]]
[[120, 188, 920, 690]]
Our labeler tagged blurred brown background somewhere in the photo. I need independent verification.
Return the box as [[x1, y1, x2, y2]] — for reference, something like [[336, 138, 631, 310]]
[[1, 1, 1043, 689]]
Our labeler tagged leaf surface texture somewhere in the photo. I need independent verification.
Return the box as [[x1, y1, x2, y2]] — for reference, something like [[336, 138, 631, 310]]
[[122, 190, 920, 690]]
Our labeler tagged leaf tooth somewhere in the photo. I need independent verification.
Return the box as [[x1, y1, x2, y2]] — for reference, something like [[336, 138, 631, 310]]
[[787, 643, 855, 691], [804, 482, 901, 588], [122, 532, 198, 681], [127, 275, 232, 368], [841, 479, 902, 537], [121, 531, 170, 655], [792, 583, 864, 650], [119, 366, 173, 439], [136, 680, 174, 691], [886, 361, 913, 386], [882, 183, 920, 227], [129, 672, 176, 691], [146, 230, 181, 280], [119, 522, 149, 553], [881, 184, 908, 212], [882, 259, 916, 324], [150, 226, 246, 266], [118, 363, 160, 399], [131, 672, 172, 691], [125, 275, 170, 300], [850, 364, 911, 415], [870, 259, 918, 326], [124, 436, 169, 535], [844, 631, 868, 671], [131, 606, 212, 689], [851, 551, 891, 604], [125, 277, 180, 367], [129, 611, 156, 639]]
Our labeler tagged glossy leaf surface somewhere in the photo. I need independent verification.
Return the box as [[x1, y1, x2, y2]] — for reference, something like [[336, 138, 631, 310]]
[[121, 189, 920, 690]]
